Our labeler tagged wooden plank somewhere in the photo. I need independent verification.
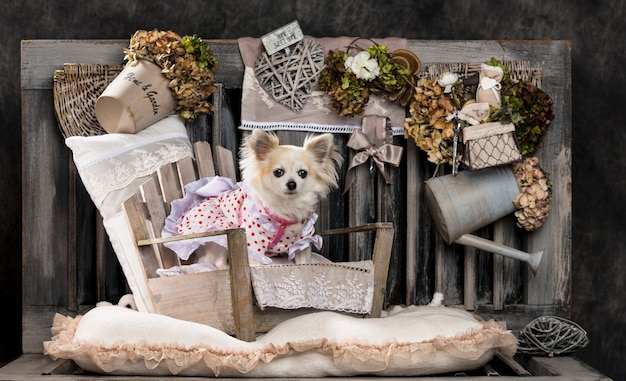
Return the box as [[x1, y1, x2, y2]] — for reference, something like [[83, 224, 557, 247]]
[[95, 214, 107, 303], [21, 39, 244, 90], [405, 143, 419, 305], [227, 228, 256, 341], [1, 353, 611, 380], [212, 83, 240, 156], [492, 216, 522, 309], [527, 356, 612, 380], [140, 179, 179, 270], [211, 83, 223, 146], [121, 193, 161, 278], [216, 145, 238, 182], [21, 305, 91, 354], [377, 135, 406, 304], [464, 246, 477, 310], [148, 272, 236, 334], [194, 141, 216, 178], [66, 158, 77, 311], [176, 156, 198, 190], [369, 224, 394, 317], [156, 163, 181, 207], [348, 163, 376, 262], [315, 132, 348, 262], [0, 355, 79, 378], [471, 303, 570, 333], [22, 89, 70, 308]]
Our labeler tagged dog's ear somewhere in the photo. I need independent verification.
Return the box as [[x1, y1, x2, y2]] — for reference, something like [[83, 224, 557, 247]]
[[247, 129, 279, 161], [303, 133, 335, 163]]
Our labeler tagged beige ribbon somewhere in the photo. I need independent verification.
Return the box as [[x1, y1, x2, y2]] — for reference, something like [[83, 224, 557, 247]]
[[343, 116, 404, 194], [458, 102, 491, 125]]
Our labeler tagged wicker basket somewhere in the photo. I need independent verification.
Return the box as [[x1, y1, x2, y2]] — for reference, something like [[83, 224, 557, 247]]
[[53, 63, 123, 139], [422, 60, 542, 88]]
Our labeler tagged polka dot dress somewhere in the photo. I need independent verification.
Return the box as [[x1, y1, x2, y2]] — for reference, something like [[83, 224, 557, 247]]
[[177, 187, 244, 234], [176, 187, 310, 258]]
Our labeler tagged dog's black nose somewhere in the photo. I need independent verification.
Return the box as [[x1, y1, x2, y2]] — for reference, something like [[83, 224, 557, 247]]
[[287, 181, 297, 191]]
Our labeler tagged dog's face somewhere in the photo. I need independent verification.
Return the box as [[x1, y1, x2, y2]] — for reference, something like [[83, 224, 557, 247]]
[[240, 130, 342, 219]]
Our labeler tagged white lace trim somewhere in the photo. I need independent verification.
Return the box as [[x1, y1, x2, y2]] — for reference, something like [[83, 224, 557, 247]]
[[74, 132, 190, 170], [240, 66, 405, 136], [82, 140, 193, 206], [250, 261, 374, 314], [239, 121, 405, 136]]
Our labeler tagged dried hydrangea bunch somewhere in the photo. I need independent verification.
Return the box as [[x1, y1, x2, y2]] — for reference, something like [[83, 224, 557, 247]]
[[318, 49, 370, 117], [319, 42, 413, 117], [492, 80, 555, 156], [512, 157, 552, 231], [403, 77, 464, 165], [124, 29, 219, 120]]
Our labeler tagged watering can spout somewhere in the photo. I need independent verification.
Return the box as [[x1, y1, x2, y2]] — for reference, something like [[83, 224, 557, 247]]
[[455, 234, 543, 274], [526, 250, 544, 275]]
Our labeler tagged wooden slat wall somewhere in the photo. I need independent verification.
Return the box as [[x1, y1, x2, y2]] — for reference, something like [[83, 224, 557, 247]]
[[20, 39, 571, 353]]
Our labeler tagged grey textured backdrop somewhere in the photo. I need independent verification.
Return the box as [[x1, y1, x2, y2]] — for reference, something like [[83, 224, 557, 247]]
[[1, 0, 624, 379]]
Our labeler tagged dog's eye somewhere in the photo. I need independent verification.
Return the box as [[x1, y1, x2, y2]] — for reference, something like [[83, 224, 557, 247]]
[[298, 169, 308, 179], [273, 168, 284, 177]]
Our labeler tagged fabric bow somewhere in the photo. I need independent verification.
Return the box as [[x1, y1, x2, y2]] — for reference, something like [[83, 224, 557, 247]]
[[343, 116, 404, 194], [457, 102, 491, 125]]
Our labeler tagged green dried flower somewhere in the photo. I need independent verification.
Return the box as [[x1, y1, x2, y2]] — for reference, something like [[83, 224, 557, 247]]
[[319, 50, 370, 117], [319, 41, 417, 117], [366, 44, 411, 92], [490, 80, 554, 156]]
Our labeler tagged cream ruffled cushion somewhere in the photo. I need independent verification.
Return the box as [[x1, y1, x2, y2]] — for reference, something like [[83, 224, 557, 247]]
[[44, 305, 517, 377]]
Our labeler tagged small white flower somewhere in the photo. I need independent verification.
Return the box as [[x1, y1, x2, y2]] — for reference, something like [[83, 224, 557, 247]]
[[438, 72, 459, 93], [345, 51, 380, 81]]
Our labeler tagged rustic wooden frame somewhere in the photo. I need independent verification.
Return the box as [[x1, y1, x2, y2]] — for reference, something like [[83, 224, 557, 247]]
[[5, 39, 596, 379]]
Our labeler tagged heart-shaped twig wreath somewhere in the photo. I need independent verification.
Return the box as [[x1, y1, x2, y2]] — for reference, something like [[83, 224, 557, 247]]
[[254, 38, 325, 112]]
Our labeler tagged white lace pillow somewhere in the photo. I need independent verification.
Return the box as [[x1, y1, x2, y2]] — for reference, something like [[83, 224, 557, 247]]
[[64, 115, 193, 312], [65, 115, 193, 220], [44, 304, 518, 377]]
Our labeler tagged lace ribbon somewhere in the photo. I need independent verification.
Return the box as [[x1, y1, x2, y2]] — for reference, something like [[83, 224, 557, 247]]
[[82, 138, 192, 206]]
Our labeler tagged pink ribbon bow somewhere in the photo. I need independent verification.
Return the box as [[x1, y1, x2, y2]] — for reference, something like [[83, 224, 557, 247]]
[[343, 116, 404, 194]]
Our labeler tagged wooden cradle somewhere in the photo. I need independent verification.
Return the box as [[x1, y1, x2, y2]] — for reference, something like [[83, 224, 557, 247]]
[[122, 138, 394, 341]]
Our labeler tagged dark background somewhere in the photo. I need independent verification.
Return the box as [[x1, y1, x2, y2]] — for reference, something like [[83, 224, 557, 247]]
[[1, 0, 624, 379]]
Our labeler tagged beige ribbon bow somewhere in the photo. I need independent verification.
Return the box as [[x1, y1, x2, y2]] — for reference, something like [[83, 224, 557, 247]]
[[458, 102, 491, 125], [343, 116, 404, 194]]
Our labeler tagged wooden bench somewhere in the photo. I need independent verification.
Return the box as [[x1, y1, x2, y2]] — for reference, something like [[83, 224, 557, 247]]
[[2, 38, 612, 379]]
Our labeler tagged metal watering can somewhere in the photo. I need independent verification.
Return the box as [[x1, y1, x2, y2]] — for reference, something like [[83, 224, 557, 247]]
[[424, 166, 543, 274]]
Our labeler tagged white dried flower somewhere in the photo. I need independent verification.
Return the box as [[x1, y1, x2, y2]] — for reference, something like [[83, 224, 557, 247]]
[[437, 72, 459, 93], [345, 51, 380, 81]]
